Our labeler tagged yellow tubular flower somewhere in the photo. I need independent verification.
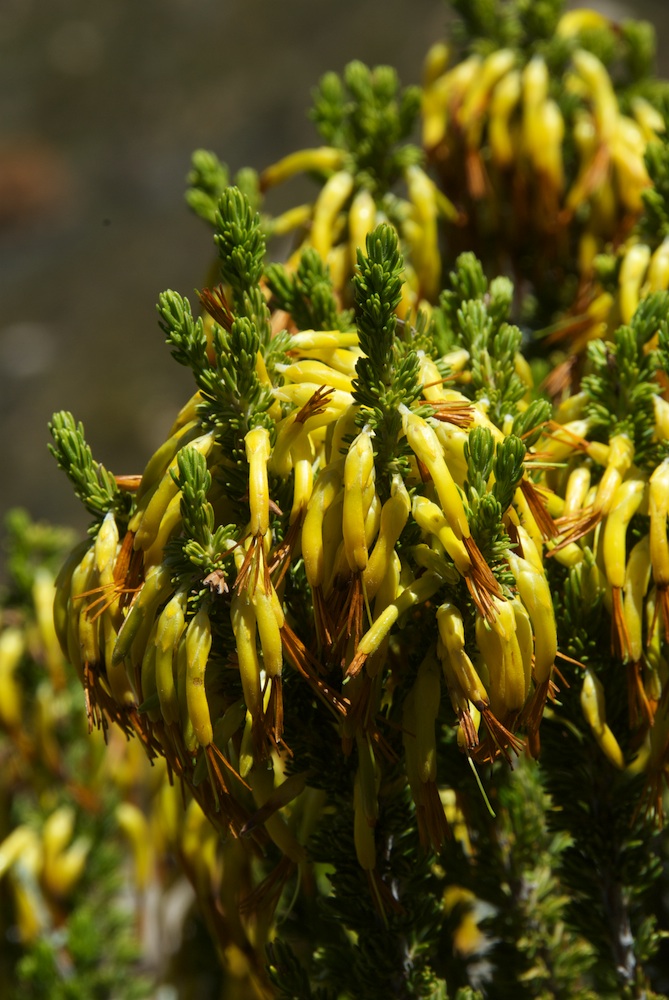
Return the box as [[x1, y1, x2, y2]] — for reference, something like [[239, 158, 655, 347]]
[[488, 69, 522, 169], [531, 99, 565, 193], [506, 552, 557, 686], [140, 619, 161, 723], [511, 597, 534, 697], [343, 428, 376, 573], [619, 243, 651, 324], [436, 602, 489, 708], [155, 589, 188, 727], [254, 578, 284, 679], [348, 188, 377, 269], [423, 41, 450, 88], [133, 416, 200, 506], [310, 170, 355, 260], [289, 329, 359, 351], [245, 425, 272, 537], [580, 667, 624, 769], [302, 461, 344, 589], [623, 534, 651, 664], [142, 492, 182, 570], [133, 431, 214, 550], [422, 55, 482, 149], [67, 547, 98, 679], [279, 359, 354, 394], [653, 395, 669, 442], [401, 406, 469, 538], [52, 540, 89, 657], [556, 8, 610, 36], [563, 464, 592, 519], [487, 598, 528, 714], [362, 476, 411, 601], [43, 836, 91, 900], [41, 803, 72, 860], [0, 628, 24, 730], [412, 495, 471, 576], [612, 117, 651, 213], [116, 803, 153, 890], [102, 615, 137, 707], [459, 48, 516, 144], [230, 591, 262, 726], [649, 461, 669, 625], [404, 165, 441, 300], [185, 606, 214, 748], [347, 571, 444, 677], [571, 49, 618, 144], [112, 563, 172, 667], [593, 433, 635, 515], [648, 238, 669, 293], [176, 632, 197, 754], [269, 411, 303, 480], [268, 203, 313, 237], [365, 553, 402, 678], [522, 57, 549, 149], [93, 511, 120, 615], [260, 146, 345, 189], [273, 384, 352, 420], [602, 478, 647, 590]]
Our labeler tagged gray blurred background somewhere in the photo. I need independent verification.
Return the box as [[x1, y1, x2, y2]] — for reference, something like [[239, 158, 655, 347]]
[[1, 0, 667, 546]]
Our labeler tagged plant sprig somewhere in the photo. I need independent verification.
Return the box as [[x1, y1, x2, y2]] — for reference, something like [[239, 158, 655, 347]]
[[311, 61, 422, 193], [48, 412, 132, 527], [352, 224, 424, 495]]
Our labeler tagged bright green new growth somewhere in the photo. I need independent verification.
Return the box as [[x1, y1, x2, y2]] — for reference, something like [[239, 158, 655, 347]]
[[187, 151, 261, 226], [265, 247, 354, 332], [352, 224, 423, 493], [311, 60, 422, 192], [463, 427, 524, 570], [582, 291, 669, 465], [48, 412, 131, 526], [437, 254, 527, 429], [168, 446, 237, 590]]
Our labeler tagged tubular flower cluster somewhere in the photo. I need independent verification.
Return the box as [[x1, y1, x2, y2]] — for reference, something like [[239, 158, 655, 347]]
[[50, 6, 669, 916]]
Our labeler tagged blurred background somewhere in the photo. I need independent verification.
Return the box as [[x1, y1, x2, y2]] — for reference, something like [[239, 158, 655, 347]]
[[1, 0, 668, 547]]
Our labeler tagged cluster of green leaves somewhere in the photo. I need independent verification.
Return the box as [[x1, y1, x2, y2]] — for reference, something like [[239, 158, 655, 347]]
[[581, 291, 669, 467], [351, 225, 424, 496], [450, 0, 563, 54], [47, 412, 133, 529], [311, 60, 422, 193], [640, 138, 669, 245], [166, 446, 238, 595], [159, 289, 273, 442], [214, 186, 273, 346], [436, 253, 530, 429], [265, 247, 354, 332], [186, 149, 260, 225], [463, 426, 524, 571], [159, 188, 291, 512]]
